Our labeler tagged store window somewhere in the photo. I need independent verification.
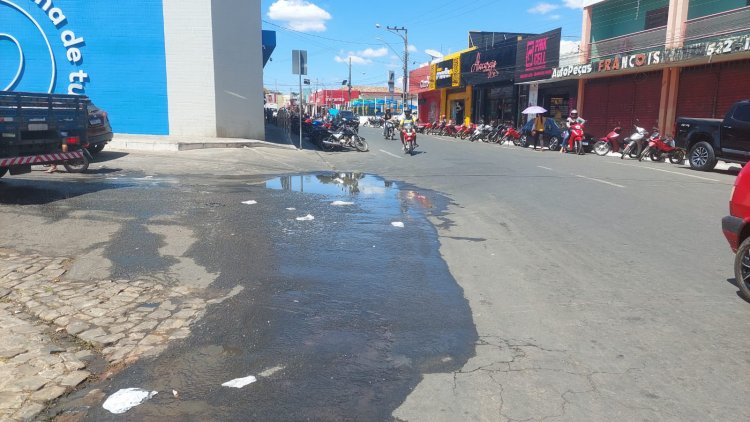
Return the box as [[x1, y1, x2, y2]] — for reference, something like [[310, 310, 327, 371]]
[[645, 7, 668, 30], [548, 96, 569, 122]]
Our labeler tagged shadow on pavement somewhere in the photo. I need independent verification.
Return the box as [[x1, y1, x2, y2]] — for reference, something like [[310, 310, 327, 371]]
[[91, 151, 129, 163], [0, 178, 132, 205], [725, 278, 750, 304]]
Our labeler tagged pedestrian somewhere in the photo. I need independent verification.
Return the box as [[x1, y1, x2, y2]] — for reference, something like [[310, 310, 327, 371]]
[[532, 113, 546, 151]]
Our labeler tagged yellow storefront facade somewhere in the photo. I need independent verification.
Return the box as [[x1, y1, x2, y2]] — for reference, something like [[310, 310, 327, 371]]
[[430, 47, 476, 125]]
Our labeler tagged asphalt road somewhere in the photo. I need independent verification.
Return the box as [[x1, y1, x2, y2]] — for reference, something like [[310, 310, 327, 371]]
[[1, 126, 748, 421]]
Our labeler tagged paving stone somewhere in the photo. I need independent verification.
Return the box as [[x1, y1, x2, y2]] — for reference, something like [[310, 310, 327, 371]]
[[30, 385, 67, 402], [73, 350, 95, 362], [96, 333, 125, 346], [12, 402, 45, 421], [15, 375, 49, 392], [139, 334, 165, 346], [0, 288, 10, 298], [59, 370, 90, 387], [147, 309, 171, 319], [65, 321, 90, 336], [77, 328, 107, 343], [132, 320, 158, 331], [0, 392, 24, 409], [0, 347, 27, 359]]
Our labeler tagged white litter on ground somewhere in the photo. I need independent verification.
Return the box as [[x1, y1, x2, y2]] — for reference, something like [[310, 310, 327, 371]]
[[241, 200, 257, 205], [333, 178, 345, 184], [331, 201, 354, 206], [391, 222, 405, 228], [102, 388, 158, 414], [286, 207, 296, 211], [259, 365, 286, 378], [222, 375, 257, 388], [296, 214, 315, 221]]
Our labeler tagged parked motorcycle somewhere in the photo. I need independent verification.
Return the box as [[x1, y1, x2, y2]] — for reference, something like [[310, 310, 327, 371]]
[[401, 122, 418, 155], [620, 124, 649, 159], [469, 122, 492, 142], [60, 133, 92, 173], [592, 126, 623, 156], [500, 125, 523, 146], [321, 123, 369, 152], [638, 130, 685, 164]]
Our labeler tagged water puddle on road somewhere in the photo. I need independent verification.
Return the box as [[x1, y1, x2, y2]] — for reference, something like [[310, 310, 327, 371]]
[[74, 172, 476, 421]]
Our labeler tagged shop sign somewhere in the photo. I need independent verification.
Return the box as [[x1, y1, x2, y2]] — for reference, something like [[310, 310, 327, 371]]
[[515, 28, 561, 82], [595, 50, 662, 72], [665, 32, 750, 62], [551, 63, 593, 78], [419, 80, 429, 88], [433, 58, 461, 89], [460, 41, 517, 85]]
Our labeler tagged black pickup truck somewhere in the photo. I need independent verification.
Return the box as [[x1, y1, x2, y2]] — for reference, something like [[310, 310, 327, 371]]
[[675, 100, 750, 171], [0, 92, 91, 178]]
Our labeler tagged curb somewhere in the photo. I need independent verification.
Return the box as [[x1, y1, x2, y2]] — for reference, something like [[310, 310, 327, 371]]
[[108, 139, 298, 152]]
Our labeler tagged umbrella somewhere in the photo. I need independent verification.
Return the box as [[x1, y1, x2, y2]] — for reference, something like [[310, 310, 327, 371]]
[[328, 108, 339, 116], [522, 105, 547, 114]]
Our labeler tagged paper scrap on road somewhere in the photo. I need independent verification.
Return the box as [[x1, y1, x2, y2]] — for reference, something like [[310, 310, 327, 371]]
[[241, 200, 258, 205], [102, 388, 157, 414], [222, 375, 257, 388], [391, 222, 405, 228], [333, 178, 345, 184], [286, 207, 296, 211], [296, 214, 315, 221], [259, 365, 285, 378], [331, 201, 354, 206]]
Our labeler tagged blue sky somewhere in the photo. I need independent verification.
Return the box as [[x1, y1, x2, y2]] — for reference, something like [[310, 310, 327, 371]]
[[261, 0, 588, 93]]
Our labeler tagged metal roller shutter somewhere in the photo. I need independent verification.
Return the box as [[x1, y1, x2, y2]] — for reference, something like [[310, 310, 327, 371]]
[[676, 65, 720, 118], [583, 78, 609, 136], [716, 60, 750, 117], [633, 72, 662, 129]]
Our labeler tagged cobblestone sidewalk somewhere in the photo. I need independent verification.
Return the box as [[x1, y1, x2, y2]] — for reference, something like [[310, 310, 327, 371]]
[[0, 249, 238, 421]]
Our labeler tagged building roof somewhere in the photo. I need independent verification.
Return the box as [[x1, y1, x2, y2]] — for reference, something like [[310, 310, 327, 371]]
[[351, 86, 402, 94]]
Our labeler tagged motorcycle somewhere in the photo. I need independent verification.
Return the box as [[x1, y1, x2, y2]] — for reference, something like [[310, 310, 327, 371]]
[[416, 121, 431, 134], [638, 130, 686, 164], [592, 126, 623, 156], [401, 122, 418, 155], [441, 122, 459, 137], [500, 125, 523, 146], [60, 133, 92, 173], [321, 123, 369, 152], [459, 123, 476, 140], [383, 120, 397, 140], [620, 124, 649, 159], [569, 122, 586, 155]]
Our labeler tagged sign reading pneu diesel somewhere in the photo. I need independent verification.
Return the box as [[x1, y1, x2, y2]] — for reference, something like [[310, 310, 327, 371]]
[[0, 0, 169, 134]]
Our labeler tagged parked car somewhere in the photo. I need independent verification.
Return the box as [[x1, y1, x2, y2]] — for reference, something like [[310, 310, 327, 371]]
[[675, 100, 750, 171], [722, 164, 750, 300], [521, 118, 563, 149], [86, 103, 112, 154], [336, 110, 359, 131]]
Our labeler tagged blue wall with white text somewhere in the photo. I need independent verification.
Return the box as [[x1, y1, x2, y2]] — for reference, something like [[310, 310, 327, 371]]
[[0, 0, 169, 134]]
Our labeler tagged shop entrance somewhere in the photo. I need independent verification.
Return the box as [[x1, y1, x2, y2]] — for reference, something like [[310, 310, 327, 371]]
[[451, 100, 465, 124]]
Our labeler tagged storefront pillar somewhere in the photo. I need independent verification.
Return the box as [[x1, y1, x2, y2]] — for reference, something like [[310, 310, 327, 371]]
[[664, 67, 680, 136], [464, 85, 473, 125], [440, 88, 448, 119], [577, 80, 585, 116]]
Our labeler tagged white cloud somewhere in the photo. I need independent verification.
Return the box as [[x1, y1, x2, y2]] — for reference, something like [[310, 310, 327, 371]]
[[407, 44, 418, 53], [267, 0, 332, 32], [564, 0, 587, 9], [334, 54, 370, 64], [548, 14, 562, 20], [528, 2, 559, 14], [560, 40, 581, 55], [359, 47, 388, 58]]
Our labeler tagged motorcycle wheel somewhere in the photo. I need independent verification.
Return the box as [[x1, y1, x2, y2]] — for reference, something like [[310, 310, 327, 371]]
[[322, 137, 337, 152], [669, 149, 686, 164], [355, 138, 369, 152], [629, 146, 639, 159], [519, 135, 528, 148], [650, 151, 665, 162], [593, 141, 611, 156], [734, 237, 750, 301], [408, 141, 414, 155], [549, 136, 560, 151], [63, 154, 89, 173], [638, 147, 650, 162]]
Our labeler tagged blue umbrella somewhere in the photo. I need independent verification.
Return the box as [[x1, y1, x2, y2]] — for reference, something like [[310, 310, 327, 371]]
[[328, 108, 339, 116]]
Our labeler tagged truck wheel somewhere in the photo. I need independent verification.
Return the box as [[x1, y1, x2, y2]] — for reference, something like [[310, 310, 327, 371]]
[[0, 168, 7, 178], [734, 237, 750, 300], [63, 154, 90, 173], [689, 141, 717, 171]]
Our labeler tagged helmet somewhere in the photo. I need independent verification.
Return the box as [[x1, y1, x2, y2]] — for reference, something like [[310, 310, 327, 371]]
[[570, 109, 578, 116], [404, 109, 412, 116]]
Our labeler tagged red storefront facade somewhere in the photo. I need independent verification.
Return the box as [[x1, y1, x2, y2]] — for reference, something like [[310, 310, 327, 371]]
[[409, 65, 441, 122], [309, 89, 361, 107]]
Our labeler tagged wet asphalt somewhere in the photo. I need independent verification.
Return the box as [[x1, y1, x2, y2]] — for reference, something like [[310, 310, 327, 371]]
[[3, 170, 476, 421]]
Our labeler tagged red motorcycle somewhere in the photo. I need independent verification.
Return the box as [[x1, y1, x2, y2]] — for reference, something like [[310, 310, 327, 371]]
[[441, 122, 459, 137], [568, 122, 586, 155], [459, 123, 476, 140], [500, 125, 523, 146], [638, 130, 685, 164], [401, 122, 418, 155], [593, 126, 623, 156]]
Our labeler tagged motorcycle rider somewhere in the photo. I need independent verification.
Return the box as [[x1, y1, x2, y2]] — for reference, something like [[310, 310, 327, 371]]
[[383, 108, 393, 137], [399, 108, 417, 150], [561, 109, 586, 153]]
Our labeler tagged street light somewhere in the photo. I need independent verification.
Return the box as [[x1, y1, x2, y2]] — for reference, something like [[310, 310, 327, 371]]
[[376, 24, 408, 112]]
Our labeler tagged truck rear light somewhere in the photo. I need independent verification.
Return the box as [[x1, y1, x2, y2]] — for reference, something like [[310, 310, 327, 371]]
[[0, 117, 13, 122], [65, 136, 80, 145]]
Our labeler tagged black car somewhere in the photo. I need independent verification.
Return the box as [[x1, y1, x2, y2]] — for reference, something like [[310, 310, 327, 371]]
[[87, 103, 113, 154]]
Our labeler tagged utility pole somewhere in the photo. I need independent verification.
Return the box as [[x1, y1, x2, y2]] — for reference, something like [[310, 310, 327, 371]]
[[348, 57, 352, 110], [384, 26, 408, 112]]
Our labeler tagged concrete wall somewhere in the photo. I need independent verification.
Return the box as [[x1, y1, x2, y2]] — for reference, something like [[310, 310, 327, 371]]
[[591, 0, 669, 41], [162, 0, 217, 137], [210, 0, 265, 140], [688, 0, 746, 19]]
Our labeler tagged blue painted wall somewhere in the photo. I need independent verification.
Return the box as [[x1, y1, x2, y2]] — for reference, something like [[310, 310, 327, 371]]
[[0, 0, 169, 134]]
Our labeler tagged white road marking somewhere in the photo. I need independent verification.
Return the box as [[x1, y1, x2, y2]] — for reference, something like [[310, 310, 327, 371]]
[[575, 174, 625, 188], [379, 149, 404, 159], [537, 166, 553, 171], [608, 161, 719, 182]]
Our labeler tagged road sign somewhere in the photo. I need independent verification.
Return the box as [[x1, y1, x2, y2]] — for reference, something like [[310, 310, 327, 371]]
[[292, 50, 308, 75], [388, 70, 395, 93]]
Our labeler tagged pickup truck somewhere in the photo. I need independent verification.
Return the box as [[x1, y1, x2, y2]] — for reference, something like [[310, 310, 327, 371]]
[[675, 100, 750, 171], [0, 92, 91, 178]]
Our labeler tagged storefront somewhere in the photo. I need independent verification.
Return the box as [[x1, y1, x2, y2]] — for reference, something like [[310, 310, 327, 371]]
[[430, 48, 475, 125], [514, 28, 563, 126], [675, 59, 750, 119], [0, 0, 264, 139], [461, 40, 519, 124], [409, 65, 440, 122]]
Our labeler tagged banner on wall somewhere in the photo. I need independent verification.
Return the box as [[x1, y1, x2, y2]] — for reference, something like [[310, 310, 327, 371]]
[[514, 28, 561, 83], [433, 58, 454, 89], [461, 42, 517, 85]]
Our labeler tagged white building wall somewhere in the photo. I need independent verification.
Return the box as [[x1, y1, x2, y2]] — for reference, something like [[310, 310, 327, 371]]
[[162, 0, 217, 137], [210, 0, 265, 140]]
